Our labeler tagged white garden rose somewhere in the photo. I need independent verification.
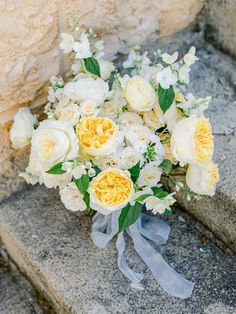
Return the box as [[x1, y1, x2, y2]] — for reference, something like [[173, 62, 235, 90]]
[[80, 99, 98, 116], [57, 103, 80, 126], [89, 169, 134, 215], [99, 60, 115, 80], [137, 162, 162, 187], [119, 146, 143, 169], [94, 154, 121, 170], [31, 120, 78, 170], [63, 77, 109, 105], [186, 161, 219, 196], [124, 76, 156, 112], [171, 117, 214, 165], [118, 112, 143, 126], [143, 109, 164, 130], [60, 182, 87, 211], [10, 108, 36, 149]]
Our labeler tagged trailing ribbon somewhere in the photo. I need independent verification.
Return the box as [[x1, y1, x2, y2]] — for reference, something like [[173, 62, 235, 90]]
[[91, 211, 194, 299]]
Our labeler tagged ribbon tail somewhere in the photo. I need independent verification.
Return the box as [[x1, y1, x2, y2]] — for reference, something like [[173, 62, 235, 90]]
[[116, 232, 143, 284], [128, 221, 194, 299]]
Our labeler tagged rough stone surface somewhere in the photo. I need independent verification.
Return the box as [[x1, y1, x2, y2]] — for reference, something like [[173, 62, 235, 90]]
[[185, 45, 236, 251], [205, 0, 236, 59], [0, 0, 203, 123], [0, 253, 45, 314], [0, 185, 235, 314]]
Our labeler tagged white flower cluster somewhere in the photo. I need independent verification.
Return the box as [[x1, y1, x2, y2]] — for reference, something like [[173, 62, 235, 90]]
[[10, 27, 219, 222]]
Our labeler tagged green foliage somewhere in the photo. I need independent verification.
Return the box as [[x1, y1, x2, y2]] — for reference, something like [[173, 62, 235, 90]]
[[118, 202, 142, 233], [46, 162, 66, 175], [128, 161, 140, 183], [84, 57, 100, 77], [74, 173, 90, 196], [157, 85, 175, 113], [160, 159, 172, 175]]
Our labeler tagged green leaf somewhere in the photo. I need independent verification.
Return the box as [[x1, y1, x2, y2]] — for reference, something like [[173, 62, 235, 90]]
[[46, 162, 66, 175], [128, 161, 140, 183], [163, 209, 173, 216], [73, 173, 89, 196], [93, 165, 101, 176], [84, 57, 100, 77], [157, 84, 175, 113], [160, 159, 172, 175], [118, 202, 142, 233], [135, 193, 152, 203], [151, 186, 169, 199]]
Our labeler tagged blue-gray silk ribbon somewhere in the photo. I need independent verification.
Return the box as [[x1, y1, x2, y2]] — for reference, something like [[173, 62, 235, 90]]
[[91, 211, 194, 299]]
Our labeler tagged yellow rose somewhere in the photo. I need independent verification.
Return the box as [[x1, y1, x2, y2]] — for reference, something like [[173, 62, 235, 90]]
[[171, 117, 214, 165], [76, 117, 118, 157], [124, 76, 156, 112], [89, 169, 134, 214], [186, 161, 219, 196]]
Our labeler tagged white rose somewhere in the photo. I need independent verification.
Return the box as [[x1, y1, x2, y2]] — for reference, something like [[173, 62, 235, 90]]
[[143, 109, 164, 130], [119, 146, 143, 169], [80, 100, 98, 116], [10, 108, 36, 149], [124, 76, 156, 112], [60, 33, 74, 54], [186, 161, 219, 196], [31, 120, 78, 170], [137, 162, 162, 187], [60, 182, 87, 211], [57, 103, 80, 126], [118, 112, 143, 126], [171, 117, 214, 165], [64, 77, 109, 105], [94, 154, 121, 170], [99, 60, 115, 80]]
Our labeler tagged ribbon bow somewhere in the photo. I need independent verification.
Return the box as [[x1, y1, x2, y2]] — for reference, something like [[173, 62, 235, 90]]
[[91, 211, 194, 299]]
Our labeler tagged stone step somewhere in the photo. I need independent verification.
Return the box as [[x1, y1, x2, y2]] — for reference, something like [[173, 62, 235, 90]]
[[0, 185, 235, 314], [0, 250, 46, 314], [172, 44, 236, 252]]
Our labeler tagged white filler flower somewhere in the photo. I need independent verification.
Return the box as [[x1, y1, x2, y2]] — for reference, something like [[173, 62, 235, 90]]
[[60, 182, 87, 211], [60, 33, 75, 54], [156, 67, 177, 89], [10, 107, 36, 149]]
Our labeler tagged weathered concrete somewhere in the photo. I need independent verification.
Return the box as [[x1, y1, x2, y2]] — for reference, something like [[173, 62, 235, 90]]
[[184, 45, 236, 251], [205, 0, 236, 59], [0, 185, 235, 314], [0, 253, 45, 314]]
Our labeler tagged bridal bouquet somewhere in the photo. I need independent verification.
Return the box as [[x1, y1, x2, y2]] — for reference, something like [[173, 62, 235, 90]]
[[10, 26, 219, 298]]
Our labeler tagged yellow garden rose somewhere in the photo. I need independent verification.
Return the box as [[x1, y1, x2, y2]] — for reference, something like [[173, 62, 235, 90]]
[[171, 117, 214, 165], [76, 117, 118, 157], [186, 161, 219, 196], [89, 169, 134, 214]]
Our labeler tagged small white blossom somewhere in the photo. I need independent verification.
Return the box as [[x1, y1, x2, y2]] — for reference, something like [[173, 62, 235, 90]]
[[73, 33, 92, 59], [183, 46, 198, 66], [156, 67, 177, 89], [162, 51, 178, 64], [72, 166, 87, 179], [60, 33, 75, 54]]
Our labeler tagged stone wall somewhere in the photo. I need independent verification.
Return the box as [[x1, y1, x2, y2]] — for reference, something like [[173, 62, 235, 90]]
[[0, 0, 204, 200], [205, 0, 236, 59]]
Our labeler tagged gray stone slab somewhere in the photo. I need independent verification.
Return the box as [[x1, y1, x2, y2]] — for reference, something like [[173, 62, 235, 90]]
[[0, 254, 44, 314], [179, 45, 236, 251], [0, 186, 235, 314]]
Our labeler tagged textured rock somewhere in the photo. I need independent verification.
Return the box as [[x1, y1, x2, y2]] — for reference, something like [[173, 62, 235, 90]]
[[0, 253, 44, 314], [0, 0, 203, 123], [0, 185, 235, 314], [205, 0, 236, 59]]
